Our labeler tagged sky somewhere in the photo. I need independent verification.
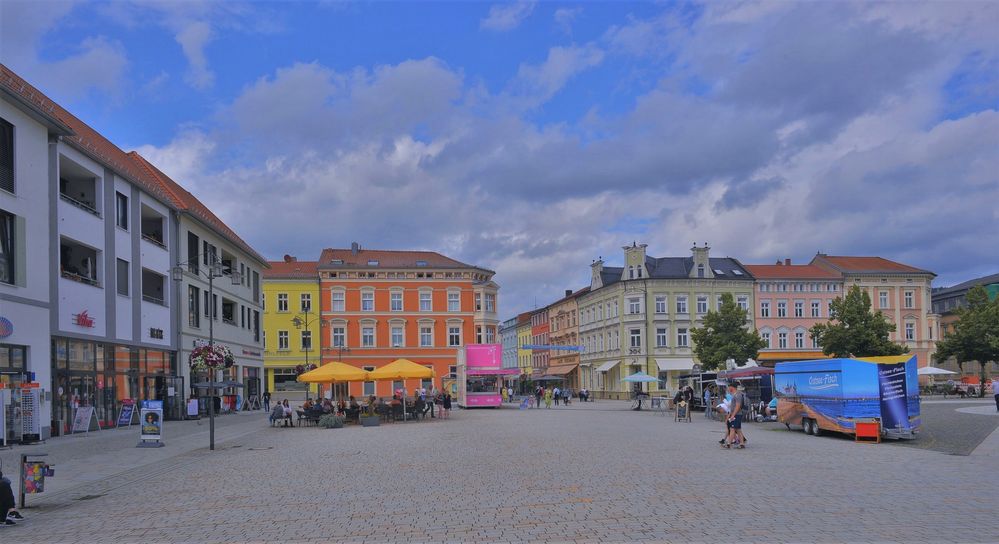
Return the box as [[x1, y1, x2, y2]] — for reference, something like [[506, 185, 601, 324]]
[[2, 1, 998, 318]]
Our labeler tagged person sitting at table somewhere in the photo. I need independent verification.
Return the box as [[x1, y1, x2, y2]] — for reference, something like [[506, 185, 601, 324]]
[[281, 399, 294, 427], [413, 395, 426, 419], [389, 394, 402, 407], [303, 399, 313, 410], [269, 402, 285, 426]]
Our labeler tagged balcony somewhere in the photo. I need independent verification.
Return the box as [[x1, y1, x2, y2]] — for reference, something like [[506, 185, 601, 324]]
[[60, 239, 100, 287], [141, 268, 166, 305], [140, 205, 166, 249], [59, 164, 100, 217]]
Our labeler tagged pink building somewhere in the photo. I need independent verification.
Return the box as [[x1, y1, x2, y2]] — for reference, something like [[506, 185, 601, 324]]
[[745, 260, 843, 364]]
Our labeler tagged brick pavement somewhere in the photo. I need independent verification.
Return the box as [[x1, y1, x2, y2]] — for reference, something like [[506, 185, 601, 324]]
[[4, 401, 998, 543]]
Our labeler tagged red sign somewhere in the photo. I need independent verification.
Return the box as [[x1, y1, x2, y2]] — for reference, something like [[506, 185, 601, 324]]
[[73, 310, 95, 328]]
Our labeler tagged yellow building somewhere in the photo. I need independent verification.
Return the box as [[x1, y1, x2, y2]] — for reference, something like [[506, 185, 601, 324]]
[[516, 312, 533, 383], [263, 256, 320, 399]]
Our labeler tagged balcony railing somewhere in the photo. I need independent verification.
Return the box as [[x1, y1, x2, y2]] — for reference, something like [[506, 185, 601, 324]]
[[60, 193, 100, 216], [61, 270, 100, 287], [142, 294, 165, 305], [141, 233, 167, 249]]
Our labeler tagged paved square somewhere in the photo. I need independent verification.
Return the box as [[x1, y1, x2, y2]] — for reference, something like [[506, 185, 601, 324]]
[[5, 401, 998, 543]]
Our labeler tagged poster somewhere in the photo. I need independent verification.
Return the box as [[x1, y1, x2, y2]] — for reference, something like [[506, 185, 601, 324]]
[[23, 462, 46, 494], [116, 401, 136, 428], [140, 408, 163, 441], [72, 406, 95, 433], [878, 362, 910, 431]]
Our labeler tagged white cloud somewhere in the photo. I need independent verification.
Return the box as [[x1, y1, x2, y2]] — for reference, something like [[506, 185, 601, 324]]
[[480, 2, 535, 32], [554, 7, 582, 35], [176, 21, 215, 90], [511, 44, 604, 105]]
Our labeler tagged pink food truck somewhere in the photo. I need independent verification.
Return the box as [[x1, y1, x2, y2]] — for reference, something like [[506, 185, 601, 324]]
[[457, 344, 518, 408]]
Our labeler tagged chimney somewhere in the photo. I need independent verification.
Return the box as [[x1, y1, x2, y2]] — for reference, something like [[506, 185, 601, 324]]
[[785, 258, 791, 266], [283, 254, 296, 263], [351, 242, 359, 255], [565, 289, 573, 298], [775, 259, 782, 265]]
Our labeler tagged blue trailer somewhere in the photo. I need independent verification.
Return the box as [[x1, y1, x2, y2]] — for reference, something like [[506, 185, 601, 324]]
[[775, 355, 920, 439]]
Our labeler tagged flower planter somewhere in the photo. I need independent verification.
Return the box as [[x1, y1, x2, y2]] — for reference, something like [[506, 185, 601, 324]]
[[360, 415, 380, 427]]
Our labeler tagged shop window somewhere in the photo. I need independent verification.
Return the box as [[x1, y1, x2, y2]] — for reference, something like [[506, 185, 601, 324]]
[[60, 238, 100, 286], [141, 269, 166, 305]]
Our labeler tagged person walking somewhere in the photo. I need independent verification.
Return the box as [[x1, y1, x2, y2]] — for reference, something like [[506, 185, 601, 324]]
[[442, 392, 452, 419], [992, 377, 999, 412], [544, 387, 553, 409], [553, 386, 561, 406], [703, 386, 713, 419], [501, 387, 508, 404], [723, 383, 747, 448], [262, 391, 271, 412], [535, 386, 543, 409]]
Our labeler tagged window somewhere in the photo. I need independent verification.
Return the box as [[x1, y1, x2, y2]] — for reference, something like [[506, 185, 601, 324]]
[[0, 118, 12, 193], [811, 301, 821, 318], [828, 300, 835, 318], [475, 293, 482, 311], [203, 291, 210, 318], [300, 293, 311, 312], [655, 296, 667, 314], [794, 331, 804, 349], [761, 300, 770, 318], [794, 301, 804, 318], [419, 291, 432, 311], [221, 298, 236, 324], [420, 326, 433, 347], [777, 301, 787, 318], [331, 327, 345, 347], [676, 296, 688, 314], [737, 295, 748, 311], [448, 326, 461, 346], [187, 232, 199, 274], [696, 295, 708, 314], [448, 365, 458, 380], [301, 330, 312, 350], [904, 291, 914, 309], [115, 192, 128, 230], [277, 293, 288, 312], [278, 331, 289, 350], [448, 292, 460, 312], [391, 292, 403, 311], [697, 264, 705, 278], [656, 328, 668, 348], [362, 291, 374, 312], [761, 330, 771, 348], [905, 322, 915, 341], [331, 291, 345, 312], [362, 326, 375, 347], [140, 205, 165, 248], [59, 170, 98, 215], [391, 326, 404, 347], [630, 328, 642, 348], [363, 381, 375, 396], [188, 285, 200, 327], [677, 328, 689, 347], [485, 326, 495, 343], [628, 297, 641, 314], [879, 291, 889, 309], [116, 258, 129, 296], [485, 293, 496, 313], [778, 331, 788, 349], [141, 269, 165, 305], [60, 238, 99, 285]]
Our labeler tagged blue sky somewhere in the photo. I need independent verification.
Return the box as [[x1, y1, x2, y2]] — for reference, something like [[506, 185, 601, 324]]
[[3, 1, 998, 316]]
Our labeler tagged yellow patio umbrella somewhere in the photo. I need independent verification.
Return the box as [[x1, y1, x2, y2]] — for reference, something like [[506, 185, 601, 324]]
[[367, 359, 435, 420], [297, 362, 369, 383]]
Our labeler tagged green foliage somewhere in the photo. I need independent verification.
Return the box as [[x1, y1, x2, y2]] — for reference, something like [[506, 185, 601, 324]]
[[935, 285, 999, 390], [691, 293, 766, 371], [319, 414, 346, 429], [809, 285, 908, 358]]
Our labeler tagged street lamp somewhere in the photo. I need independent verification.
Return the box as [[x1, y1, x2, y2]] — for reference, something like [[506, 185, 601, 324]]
[[171, 254, 242, 451], [292, 307, 323, 401]]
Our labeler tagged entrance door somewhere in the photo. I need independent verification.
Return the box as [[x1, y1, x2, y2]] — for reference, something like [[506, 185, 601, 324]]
[[67, 373, 97, 432]]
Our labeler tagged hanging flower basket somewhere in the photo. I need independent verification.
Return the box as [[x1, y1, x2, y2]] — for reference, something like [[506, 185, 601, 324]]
[[295, 364, 317, 375], [189, 344, 236, 372]]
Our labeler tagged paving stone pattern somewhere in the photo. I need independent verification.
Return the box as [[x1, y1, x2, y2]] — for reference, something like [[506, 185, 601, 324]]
[[5, 401, 998, 543]]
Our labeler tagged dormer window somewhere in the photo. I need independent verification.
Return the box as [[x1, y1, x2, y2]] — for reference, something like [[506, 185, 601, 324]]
[[416, 260, 428, 267], [697, 264, 705, 278], [331, 259, 344, 265], [368, 260, 379, 266]]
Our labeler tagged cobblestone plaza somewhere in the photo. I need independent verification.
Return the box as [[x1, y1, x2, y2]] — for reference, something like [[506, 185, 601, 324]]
[[3, 400, 998, 543]]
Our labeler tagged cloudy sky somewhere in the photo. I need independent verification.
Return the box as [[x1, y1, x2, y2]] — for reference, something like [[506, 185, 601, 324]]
[[3, 1, 997, 316]]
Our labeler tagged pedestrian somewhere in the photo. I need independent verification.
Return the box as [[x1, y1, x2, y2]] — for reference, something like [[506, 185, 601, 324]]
[[429, 387, 438, 418], [703, 386, 713, 419], [553, 386, 561, 406], [535, 386, 543, 409], [1, 470, 22, 526], [723, 383, 747, 449], [509, 386, 514, 402], [282, 399, 294, 427], [262, 390, 271, 412], [501, 387, 508, 403], [992, 377, 999, 412], [442, 392, 452, 419], [544, 387, 553, 409]]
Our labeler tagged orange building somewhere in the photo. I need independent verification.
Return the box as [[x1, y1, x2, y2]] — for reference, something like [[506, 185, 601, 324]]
[[318, 243, 499, 398]]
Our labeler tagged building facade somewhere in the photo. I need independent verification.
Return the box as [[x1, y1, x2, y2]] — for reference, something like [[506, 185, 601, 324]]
[[930, 272, 998, 377], [811, 254, 939, 369], [262, 256, 320, 399], [317, 244, 498, 397], [515, 312, 532, 384], [547, 287, 587, 389], [499, 316, 519, 371], [578, 243, 755, 399], [744, 259, 842, 365], [530, 307, 550, 378]]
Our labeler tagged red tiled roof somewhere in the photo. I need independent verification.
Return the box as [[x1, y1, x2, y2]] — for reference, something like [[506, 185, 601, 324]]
[[129, 153, 268, 265], [264, 260, 318, 279], [318, 247, 487, 271], [814, 255, 931, 275], [0, 64, 180, 209], [743, 264, 841, 279]]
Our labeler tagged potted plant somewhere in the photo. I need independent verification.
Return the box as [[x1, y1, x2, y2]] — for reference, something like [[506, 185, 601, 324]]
[[360, 404, 380, 427], [319, 414, 345, 429]]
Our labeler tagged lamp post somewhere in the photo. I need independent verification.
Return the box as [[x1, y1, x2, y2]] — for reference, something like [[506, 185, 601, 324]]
[[172, 255, 242, 451], [292, 307, 324, 401]]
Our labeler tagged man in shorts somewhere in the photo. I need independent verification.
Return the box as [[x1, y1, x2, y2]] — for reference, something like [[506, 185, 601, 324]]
[[724, 383, 747, 448]]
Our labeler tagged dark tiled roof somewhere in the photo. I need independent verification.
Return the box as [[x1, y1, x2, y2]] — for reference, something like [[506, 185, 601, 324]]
[[600, 267, 623, 286], [932, 272, 999, 297], [601, 258, 752, 287]]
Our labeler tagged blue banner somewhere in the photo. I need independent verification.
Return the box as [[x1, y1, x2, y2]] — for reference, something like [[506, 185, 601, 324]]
[[877, 362, 909, 431]]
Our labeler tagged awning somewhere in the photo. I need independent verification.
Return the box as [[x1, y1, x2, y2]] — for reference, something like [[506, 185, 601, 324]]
[[545, 364, 578, 376], [595, 360, 620, 372], [468, 367, 521, 376], [656, 358, 695, 372], [757, 351, 829, 361]]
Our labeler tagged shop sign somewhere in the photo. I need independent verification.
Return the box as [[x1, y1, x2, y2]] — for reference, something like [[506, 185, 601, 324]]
[[242, 349, 261, 357], [72, 310, 95, 328], [0, 316, 12, 338], [149, 327, 164, 339]]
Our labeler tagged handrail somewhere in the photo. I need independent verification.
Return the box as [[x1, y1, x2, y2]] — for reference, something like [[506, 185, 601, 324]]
[[141, 233, 167, 249], [59, 193, 100, 216], [142, 294, 165, 305], [61, 270, 100, 287]]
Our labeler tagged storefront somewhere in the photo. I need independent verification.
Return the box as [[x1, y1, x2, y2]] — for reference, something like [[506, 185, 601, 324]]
[[50, 337, 178, 433]]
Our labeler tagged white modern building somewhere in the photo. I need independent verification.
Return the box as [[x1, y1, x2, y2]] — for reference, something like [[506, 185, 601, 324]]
[[499, 316, 519, 371]]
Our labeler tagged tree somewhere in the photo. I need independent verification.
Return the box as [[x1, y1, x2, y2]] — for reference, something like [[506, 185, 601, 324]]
[[934, 285, 999, 397], [691, 293, 766, 371], [809, 285, 908, 358]]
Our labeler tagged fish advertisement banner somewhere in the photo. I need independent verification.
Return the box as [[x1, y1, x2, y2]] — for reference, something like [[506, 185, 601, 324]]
[[877, 362, 910, 431]]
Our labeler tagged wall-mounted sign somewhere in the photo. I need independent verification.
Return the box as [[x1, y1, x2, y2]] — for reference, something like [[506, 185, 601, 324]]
[[0, 316, 12, 338], [72, 310, 95, 328], [242, 349, 261, 357], [149, 328, 164, 339]]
